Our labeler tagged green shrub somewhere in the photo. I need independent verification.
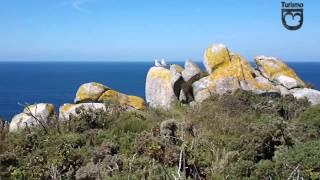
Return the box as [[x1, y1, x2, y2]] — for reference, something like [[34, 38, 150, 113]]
[[252, 160, 276, 179], [274, 140, 320, 179], [0, 91, 318, 179], [227, 159, 255, 178], [112, 112, 149, 134], [299, 105, 320, 127]]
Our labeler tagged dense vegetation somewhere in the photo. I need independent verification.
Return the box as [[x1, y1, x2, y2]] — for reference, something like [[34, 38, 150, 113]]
[[1, 90, 320, 179]]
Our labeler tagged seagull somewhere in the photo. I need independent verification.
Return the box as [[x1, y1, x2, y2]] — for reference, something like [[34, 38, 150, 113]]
[[154, 59, 161, 67], [160, 59, 168, 66]]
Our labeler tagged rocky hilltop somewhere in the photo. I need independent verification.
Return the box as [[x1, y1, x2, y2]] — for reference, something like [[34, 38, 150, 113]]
[[8, 43, 320, 131], [146, 44, 320, 108]]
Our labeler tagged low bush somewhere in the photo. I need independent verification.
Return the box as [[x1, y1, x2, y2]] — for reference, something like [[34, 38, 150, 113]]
[[0, 91, 319, 179]]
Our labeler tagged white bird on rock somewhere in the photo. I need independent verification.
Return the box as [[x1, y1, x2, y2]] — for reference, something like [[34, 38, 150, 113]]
[[154, 59, 161, 67], [160, 59, 168, 66]]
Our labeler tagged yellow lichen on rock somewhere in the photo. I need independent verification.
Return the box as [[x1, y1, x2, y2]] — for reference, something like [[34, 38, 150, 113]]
[[195, 49, 279, 99], [148, 67, 172, 81], [98, 90, 120, 102], [61, 103, 75, 113], [204, 44, 231, 74], [234, 55, 274, 91], [210, 57, 236, 81], [255, 56, 305, 88], [207, 53, 240, 94], [146, 66, 178, 108], [127, 96, 145, 110], [75, 82, 108, 103], [98, 90, 145, 110]]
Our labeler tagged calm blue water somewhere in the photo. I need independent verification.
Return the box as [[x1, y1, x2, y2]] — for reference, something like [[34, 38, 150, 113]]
[[0, 62, 319, 121]]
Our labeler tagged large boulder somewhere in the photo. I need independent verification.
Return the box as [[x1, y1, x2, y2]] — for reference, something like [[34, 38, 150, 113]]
[[10, 103, 55, 132], [146, 66, 178, 108], [290, 88, 320, 105], [98, 90, 145, 110], [182, 59, 201, 82], [203, 44, 231, 74], [59, 103, 106, 121], [74, 82, 145, 110], [255, 56, 305, 89], [74, 82, 109, 103]]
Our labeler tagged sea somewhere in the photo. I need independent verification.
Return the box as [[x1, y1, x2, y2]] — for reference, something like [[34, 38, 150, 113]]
[[0, 62, 319, 121]]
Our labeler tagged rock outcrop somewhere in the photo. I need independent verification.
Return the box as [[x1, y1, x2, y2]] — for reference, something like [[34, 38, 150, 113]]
[[8, 44, 320, 126], [10, 103, 55, 132], [145, 43, 320, 107], [59, 82, 145, 121]]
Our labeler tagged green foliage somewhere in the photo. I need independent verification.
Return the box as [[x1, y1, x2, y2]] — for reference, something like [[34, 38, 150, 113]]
[[274, 140, 320, 179], [1, 91, 319, 179], [299, 104, 320, 127], [227, 159, 255, 178], [252, 160, 275, 179]]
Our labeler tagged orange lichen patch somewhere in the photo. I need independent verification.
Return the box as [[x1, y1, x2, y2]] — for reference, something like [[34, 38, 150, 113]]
[[98, 90, 121, 102], [147, 67, 172, 81], [127, 96, 145, 110], [255, 57, 305, 87], [204, 44, 231, 73], [99, 90, 145, 110]]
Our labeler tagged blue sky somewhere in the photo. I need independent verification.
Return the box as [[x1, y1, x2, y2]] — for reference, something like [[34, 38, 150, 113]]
[[0, 0, 319, 62]]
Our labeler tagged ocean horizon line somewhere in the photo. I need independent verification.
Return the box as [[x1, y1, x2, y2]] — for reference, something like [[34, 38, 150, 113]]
[[0, 60, 319, 63]]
